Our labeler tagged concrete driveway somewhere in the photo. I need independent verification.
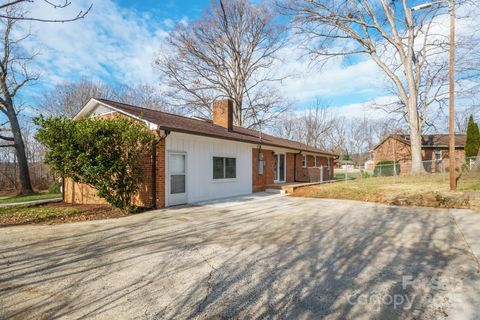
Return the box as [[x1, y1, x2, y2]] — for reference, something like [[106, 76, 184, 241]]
[[1, 194, 479, 319]]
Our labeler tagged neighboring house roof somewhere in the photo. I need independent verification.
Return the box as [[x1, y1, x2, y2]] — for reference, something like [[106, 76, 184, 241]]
[[373, 134, 467, 150], [77, 98, 337, 157]]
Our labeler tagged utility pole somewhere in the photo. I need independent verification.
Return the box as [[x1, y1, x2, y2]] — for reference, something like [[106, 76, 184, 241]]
[[448, 0, 456, 191]]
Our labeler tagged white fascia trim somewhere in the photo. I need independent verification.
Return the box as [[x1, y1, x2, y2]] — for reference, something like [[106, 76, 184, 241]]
[[73, 98, 158, 130]]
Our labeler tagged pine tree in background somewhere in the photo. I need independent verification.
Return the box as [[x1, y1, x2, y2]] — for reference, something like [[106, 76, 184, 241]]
[[465, 115, 480, 158]]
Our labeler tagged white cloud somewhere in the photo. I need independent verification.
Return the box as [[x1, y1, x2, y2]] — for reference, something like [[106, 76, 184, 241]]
[[24, 0, 168, 88], [327, 96, 395, 119], [273, 41, 388, 105]]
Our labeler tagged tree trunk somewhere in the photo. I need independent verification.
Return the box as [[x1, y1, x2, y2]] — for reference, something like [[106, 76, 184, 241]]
[[409, 130, 425, 175], [6, 103, 33, 195], [407, 98, 425, 175]]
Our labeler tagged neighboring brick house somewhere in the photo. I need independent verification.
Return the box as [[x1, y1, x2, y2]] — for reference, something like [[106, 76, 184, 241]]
[[372, 134, 466, 175], [65, 98, 337, 208]]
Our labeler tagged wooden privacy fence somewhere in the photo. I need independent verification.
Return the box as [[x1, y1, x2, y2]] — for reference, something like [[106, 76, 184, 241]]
[[0, 162, 56, 193]]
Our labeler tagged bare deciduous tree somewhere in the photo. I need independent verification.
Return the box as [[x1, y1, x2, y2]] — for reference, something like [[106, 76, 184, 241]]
[[281, 0, 463, 175], [273, 99, 334, 148], [273, 100, 407, 164], [157, 0, 287, 128], [38, 79, 115, 118], [115, 83, 168, 112], [0, 12, 38, 194], [37, 80, 168, 118], [0, 0, 91, 22]]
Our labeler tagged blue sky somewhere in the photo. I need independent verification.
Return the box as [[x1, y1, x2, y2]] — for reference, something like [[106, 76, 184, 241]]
[[118, 0, 207, 18], [17, 0, 394, 119], [20, 0, 478, 121]]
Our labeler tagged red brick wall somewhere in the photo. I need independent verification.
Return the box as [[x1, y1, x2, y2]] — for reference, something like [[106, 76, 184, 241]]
[[252, 149, 334, 191], [154, 139, 166, 208], [286, 153, 295, 182], [373, 136, 465, 175], [373, 137, 465, 163], [373, 137, 412, 163], [315, 156, 331, 181], [295, 154, 309, 182], [212, 99, 233, 130], [252, 148, 275, 192]]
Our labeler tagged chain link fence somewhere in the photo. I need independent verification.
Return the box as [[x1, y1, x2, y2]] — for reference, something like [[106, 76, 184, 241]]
[[336, 156, 478, 186]]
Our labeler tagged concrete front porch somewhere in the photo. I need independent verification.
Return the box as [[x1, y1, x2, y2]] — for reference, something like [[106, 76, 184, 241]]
[[265, 181, 330, 194]]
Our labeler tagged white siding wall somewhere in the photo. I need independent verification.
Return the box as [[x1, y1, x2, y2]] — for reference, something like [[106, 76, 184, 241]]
[[165, 132, 253, 205]]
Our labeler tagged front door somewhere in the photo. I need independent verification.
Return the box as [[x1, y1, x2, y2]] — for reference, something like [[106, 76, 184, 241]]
[[168, 152, 187, 206], [274, 153, 285, 183]]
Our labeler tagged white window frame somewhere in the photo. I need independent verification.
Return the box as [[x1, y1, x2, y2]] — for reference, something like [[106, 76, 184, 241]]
[[274, 153, 286, 183], [313, 156, 317, 167], [302, 154, 307, 168], [435, 149, 442, 161], [212, 156, 237, 180]]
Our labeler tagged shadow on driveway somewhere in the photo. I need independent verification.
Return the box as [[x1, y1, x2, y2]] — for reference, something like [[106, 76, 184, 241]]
[[0, 196, 478, 319]]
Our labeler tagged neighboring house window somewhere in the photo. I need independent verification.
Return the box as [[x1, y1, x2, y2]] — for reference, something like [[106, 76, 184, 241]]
[[435, 149, 442, 160], [213, 157, 236, 179], [313, 156, 317, 167], [302, 155, 307, 168]]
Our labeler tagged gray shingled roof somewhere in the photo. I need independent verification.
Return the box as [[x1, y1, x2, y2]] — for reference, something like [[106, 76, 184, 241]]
[[373, 134, 467, 150], [97, 99, 337, 157]]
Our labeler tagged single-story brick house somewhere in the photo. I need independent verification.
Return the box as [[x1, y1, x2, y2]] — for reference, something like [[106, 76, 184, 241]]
[[64, 98, 337, 208], [371, 134, 466, 175]]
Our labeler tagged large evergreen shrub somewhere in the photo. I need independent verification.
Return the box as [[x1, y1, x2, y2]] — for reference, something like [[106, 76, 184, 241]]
[[465, 115, 480, 158], [34, 116, 155, 212]]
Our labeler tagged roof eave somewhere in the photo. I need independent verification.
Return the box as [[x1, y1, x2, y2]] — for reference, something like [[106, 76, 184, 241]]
[[74, 98, 158, 130]]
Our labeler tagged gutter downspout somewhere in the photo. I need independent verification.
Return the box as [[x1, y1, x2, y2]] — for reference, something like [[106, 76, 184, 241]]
[[150, 130, 170, 209]]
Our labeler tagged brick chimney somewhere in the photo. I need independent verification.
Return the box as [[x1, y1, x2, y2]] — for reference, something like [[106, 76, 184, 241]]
[[212, 99, 234, 131]]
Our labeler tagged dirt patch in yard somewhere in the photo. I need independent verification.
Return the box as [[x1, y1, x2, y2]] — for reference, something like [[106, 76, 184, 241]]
[[0, 202, 129, 226], [390, 192, 470, 208], [292, 175, 480, 210]]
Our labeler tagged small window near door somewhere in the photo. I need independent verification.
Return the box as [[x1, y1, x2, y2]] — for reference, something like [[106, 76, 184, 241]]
[[435, 149, 442, 160], [302, 155, 307, 168], [213, 157, 236, 179], [313, 156, 317, 167]]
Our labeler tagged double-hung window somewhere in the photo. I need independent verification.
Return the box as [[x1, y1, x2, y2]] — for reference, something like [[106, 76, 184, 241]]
[[313, 156, 317, 167], [302, 155, 307, 168], [213, 157, 236, 179]]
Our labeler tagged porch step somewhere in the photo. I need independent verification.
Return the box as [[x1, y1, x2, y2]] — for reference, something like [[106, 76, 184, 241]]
[[265, 188, 288, 195]]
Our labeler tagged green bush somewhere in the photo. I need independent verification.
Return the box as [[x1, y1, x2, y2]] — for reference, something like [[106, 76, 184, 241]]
[[48, 181, 61, 194], [361, 171, 372, 178], [34, 116, 156, 212], [374, 160, 400, 177]]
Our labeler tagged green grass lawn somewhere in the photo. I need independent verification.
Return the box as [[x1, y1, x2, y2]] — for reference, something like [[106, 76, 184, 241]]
[[293, 173, 480, 210], [0, 204, 79, 224], [0, 192, 62, 205], [0, 201, 127, 226]]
